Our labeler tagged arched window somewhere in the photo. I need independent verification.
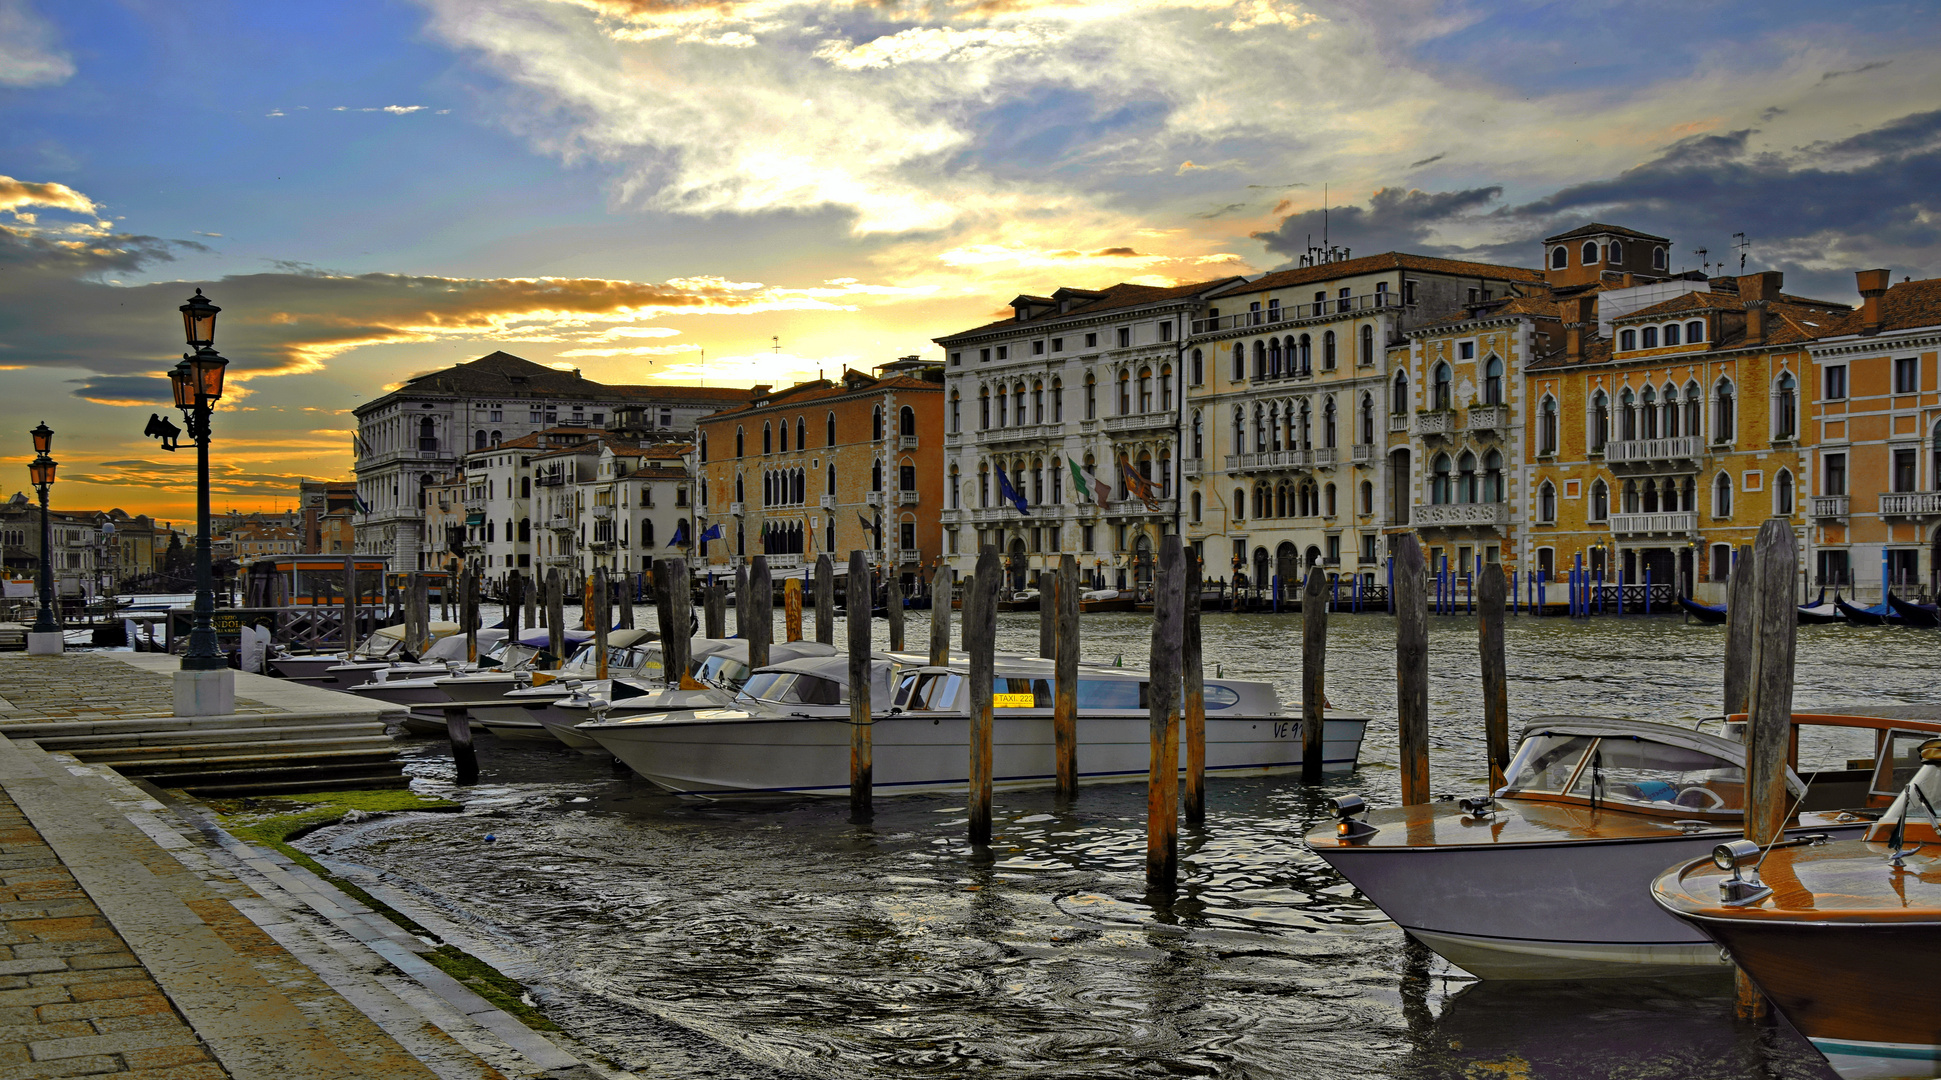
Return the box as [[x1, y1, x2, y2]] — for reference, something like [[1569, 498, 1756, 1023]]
[[735, 426, 745, 457], [1590, 479, 1608, 521], [1359, 480, 1373, 515], [734, 472, 745, 501], [1641, 387, 1658, 439], [871, 459, 882, 492], [1483, 355, 1503, 405], [1608, 239, 1624, 263], [872, 406, 884, 441], [1686, 320, 1705, 343], [1622, 478, 1640, 513], [826, 463, 836, 495], [521, 475, 530, 499], [1663, 385, 1681, 437], [474, 429, 487, 450], [1713, 472, 1733, 517], [1582, 241, 1599, 264], [1683, 382, 1702, 438], [1663, 323, 1680, 347], [485, 519, 495, 542], [1483, 450, 1503, 502], [419, 417, 436, 450], [1233, 487, 1246, 521], [827, 412, 837, 446], [489, 430, 501, 447], [1620, 329, 1637, 351], [900, 405, 916, 439], [1590, 391, 1609, 452], [1360, 324, 1374, 367], [1775, 469, 1794, 515], [948, 465, 959, 509], [1774, 373, 1797, 440], [699, 432, 709, 462], [1014, 381, 1028, 426], [763, 422, 772, 454], [1138, 367, 1153, 412], [518, 518, 530, 542], [1052, 378, 1064, 421], [1254, 341, 1267, 381], [1298, 399, 1312, 449], [1191, 411, 1203, 458], [995, 386, 1008, 427], [1323, 330, 1337, 370], [1050, 458, 1062, 503], [1539, 395, 1558, 454], [643, 520, 655, 546], [1715, 380, 1736, 443], [1653, 246, 1667, 270], [1191, 491, 1202, 522], [1618, 388, 1637, 440], [1231, 409, 1244, 456], [1360, 393, 1375, 444], [1118, 370, 1131, 414], [979, 388, 991, 429], [1253, 403, 1267, 452], [1391, 370, 1408, 414], [1431, 454, 1452, 504], [1190, 348, 1203, 385], [1538, 481, 1557, 522], [1456, 451, 1477, 503], [794, 468, 806, 503], [1084, 372, 1097, 419], [1232, 344, 1246, 382], [1432, 362, 1453, 410], [978, 463, 989, 507], [796, 417, 806, 448], [1323, 398, 1337, 448], [1268, 338, 1282, 377], [949, 391, 961, 434], [1324, 482, 1337, 517], [1298, 333, 1313, 374], [1030, 382, 1043, 424], [1551, 246, 1568, 270], [1641, 326, 1659, 349], [1160, 364, 1174, 411]]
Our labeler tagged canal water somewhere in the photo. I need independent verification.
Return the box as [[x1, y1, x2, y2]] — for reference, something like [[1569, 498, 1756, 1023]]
[[302, 612, 1933, 1079]]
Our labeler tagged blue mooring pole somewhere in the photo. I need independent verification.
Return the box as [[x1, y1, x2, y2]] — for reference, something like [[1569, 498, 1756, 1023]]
[[1645, 565, 1653, 615]]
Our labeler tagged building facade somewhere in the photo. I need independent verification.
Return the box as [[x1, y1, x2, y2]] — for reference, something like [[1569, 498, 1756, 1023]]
[[694, 360, 945, 584]]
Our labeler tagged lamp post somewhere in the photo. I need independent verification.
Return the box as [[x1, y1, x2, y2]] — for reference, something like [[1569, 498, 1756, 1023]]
[[27, 422, 59, 648], [169, 289, 231, 675]]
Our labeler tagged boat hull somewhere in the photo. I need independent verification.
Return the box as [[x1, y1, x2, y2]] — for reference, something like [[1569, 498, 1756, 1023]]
[[585, 712, 1365, 797], [269, 654, 344, 681], [1311, 823, 1866, 980], [1677, 916, 1941, 1078]]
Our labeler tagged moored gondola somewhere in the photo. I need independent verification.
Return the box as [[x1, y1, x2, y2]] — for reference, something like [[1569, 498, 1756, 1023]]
[[1836, 594, 1901, 626], [1885, 590, 1940, 627], [1797, 587, 1845, 625], [1676, 595, 1727, 625]]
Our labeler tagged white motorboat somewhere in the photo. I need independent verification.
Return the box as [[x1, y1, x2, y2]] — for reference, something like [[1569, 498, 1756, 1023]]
[[466, 629, 664, 743], [579, 654, 1369, 797], [537, 638, 827, 751], [317, 627, 499, 691], [1303, 713, 1941, 980], [270, 621, 460, 681], [350, 629, 560, 711]]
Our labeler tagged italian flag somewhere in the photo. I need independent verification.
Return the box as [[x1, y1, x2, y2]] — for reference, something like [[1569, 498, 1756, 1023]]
[[1070, 457, 1111, 509]]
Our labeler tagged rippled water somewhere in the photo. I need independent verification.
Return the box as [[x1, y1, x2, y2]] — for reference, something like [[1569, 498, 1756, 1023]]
[[303, 611, 1938, 1079]]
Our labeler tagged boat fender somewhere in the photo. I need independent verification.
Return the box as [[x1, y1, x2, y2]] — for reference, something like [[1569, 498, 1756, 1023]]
[[1331, 796, 1379, 843]]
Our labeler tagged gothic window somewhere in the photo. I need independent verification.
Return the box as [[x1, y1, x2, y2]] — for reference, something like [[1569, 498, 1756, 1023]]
[[1431, 454, 1452, 504], [1483, 356, 1503, 405]]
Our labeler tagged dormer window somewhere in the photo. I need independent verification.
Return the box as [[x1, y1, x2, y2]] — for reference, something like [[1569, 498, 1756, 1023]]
[[1608, 240, 1624, 263], [1620, 329, 1637, 351], [1653, 246, 1668, 271], [1582, 241, 1599, 264], [1551, 246, 1568, 269]]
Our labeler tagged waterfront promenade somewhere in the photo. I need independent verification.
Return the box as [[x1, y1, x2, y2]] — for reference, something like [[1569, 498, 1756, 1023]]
[[0, 651, 618, 1080]]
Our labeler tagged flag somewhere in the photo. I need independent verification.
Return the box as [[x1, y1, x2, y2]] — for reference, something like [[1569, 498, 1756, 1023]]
[[352, 434, 368, 458], [1084, 459, 1112, 510], [858, 512, 881, 546], [354, 494, 372, 515], [996, 467, 1029, 515], [667, 519, 688, 548], [1119, 453, 1161, 511], [697, 522, 724, 545]]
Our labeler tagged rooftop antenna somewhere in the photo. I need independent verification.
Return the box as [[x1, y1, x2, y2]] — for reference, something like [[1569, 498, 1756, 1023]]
[[1695, 247, 1709, 275], [1322, 183, 1328, 249], [1732, 233, 1750, 274]]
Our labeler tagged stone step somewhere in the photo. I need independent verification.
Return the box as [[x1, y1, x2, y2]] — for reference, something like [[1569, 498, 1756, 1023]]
[[36, 720, 389, 750], [87, 745, 401, 774], [125, 758, 408, 791], [1, 707, 400, 739], [178, 772, 415, 797], [73, 735, 400, 765]]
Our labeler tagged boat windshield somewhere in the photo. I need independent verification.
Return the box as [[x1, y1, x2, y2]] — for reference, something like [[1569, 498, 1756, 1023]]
[[499, 644, 540, 669], [610, 646, 664, 680], [740, 672, 843, 705], [695, 655, 752, 690], [1502, 733, 1597, 794], [353, 635, 405, 660], [904, 672, 963, 711], [1567, 737, 1745, 811]]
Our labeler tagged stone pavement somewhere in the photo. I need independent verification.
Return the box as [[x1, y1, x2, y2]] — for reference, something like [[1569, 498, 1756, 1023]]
[[0, 653, 275, 725], [0, 788, 222, 1079]]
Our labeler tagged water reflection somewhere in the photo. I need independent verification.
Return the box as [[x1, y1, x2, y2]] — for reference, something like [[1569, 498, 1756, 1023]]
[[296, 611, 1902, 1078]]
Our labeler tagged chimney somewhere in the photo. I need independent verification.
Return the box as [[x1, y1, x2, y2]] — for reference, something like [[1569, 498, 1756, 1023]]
[[1563, 295, 1596, 362], [1856, 268, 1890, 335], [1741, 271, 1783, 344]]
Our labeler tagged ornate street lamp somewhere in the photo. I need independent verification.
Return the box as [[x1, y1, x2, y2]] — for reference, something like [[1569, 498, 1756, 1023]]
[[26, 422, 57, 636], [171, 290, 231, 671]]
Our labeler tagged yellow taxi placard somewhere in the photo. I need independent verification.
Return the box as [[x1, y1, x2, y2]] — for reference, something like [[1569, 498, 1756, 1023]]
[[993, 692, 1037, 708]]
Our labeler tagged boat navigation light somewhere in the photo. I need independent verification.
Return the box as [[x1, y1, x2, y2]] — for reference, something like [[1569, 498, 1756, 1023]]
[[1712, 839, 1772, 906], [1331, 796, 1379, 843]]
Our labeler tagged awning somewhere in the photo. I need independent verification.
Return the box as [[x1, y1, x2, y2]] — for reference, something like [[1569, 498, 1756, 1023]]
[[464, 513, 485, 525]]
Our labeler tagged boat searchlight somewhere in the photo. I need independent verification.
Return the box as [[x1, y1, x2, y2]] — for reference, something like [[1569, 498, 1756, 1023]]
[[1332, 796, 1379, 843], [1458, 796, 1496, 818], [1712, 839, 1772, 906]]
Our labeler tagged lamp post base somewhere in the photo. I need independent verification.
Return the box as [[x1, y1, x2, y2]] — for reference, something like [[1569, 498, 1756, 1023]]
[[25, 632, 64, 656], [173, 668, 235, 717]]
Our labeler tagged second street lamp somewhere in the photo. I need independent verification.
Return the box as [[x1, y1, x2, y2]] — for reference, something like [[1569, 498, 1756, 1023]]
[[26, 423, 58, 643], [172, 290, 231, 676]]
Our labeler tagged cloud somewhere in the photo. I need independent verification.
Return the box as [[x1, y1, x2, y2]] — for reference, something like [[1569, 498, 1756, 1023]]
[[1177, 160, 1207, 174], [1408, 152, 1445, 168], [0, 175, 97, 216], [1819, 60, 1889, 84], [381, 105, 428, 114], [1253, 184, 1502, 263], [0, 0, 74, 88]]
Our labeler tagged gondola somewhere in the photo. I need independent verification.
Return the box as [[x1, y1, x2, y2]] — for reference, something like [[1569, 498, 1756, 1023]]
[[1796, 587, 1845, 625], [1835, 594, 1901, 626], [1675, 595, 1727, 625], [1885, 590, 1940, 628]]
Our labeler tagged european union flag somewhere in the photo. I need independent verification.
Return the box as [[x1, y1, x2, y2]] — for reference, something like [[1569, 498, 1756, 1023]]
[[996, 467, 1029, 516], [668, 519, 689, 547], [697, 522, 724, 544]]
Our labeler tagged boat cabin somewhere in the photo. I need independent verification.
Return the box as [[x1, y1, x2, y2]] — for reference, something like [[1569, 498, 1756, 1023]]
[[889, 662, 1279, 716]]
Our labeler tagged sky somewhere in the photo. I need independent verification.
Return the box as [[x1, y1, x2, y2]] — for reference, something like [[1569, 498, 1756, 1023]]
[[3, 0, 1940, 522]]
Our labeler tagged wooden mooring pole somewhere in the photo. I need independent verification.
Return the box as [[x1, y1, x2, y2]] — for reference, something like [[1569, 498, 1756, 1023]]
[[1182, 548, 1205, 823], [463, 566, 479, 665], [593, 566, 610, 679], [653, 558, 679, 685], [886, 568, 905, 652], [735, 563, 750, 640], [546, 568, 564, 667], [663, 557, 690, 687], [929, 563, 951, 666], [618, 570, 634, 630], [1738, 519, 1799, 1021], [506, 569, 523, 645], [967, 548, 999, 845], [815, 554, 835, 645], [784, 578, 803, 642], [704, 577, 726, 639], [1039, 569, 1057, 659], [1394, 534, 1430, 805], [1146, 535, 1184, 892], [409, 572, 428, 654], [1478, 564, 1510, 790], [1301, 566, 1328, 785], [1724, 544, 1756, 716], [523, 570, 537, 632], [343, 554, 358, 654], [1055, 553, 1080, 798], [848, 550, 873, 817], [749, 556, 772, 669]]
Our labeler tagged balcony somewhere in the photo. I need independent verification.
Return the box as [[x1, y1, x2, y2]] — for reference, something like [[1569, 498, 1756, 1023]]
[[865, 491, 884, 507], [547, 515, 573, 532], [978, 423, 1058, 446], [463, 498, 486, 516], [1388, 413, 1409, 433], [1410, 502, 1509, 528], [1810, 495, 1849, 518], [1181, 458, 1203, 478], [1104, 413, 1174, 434], [1225, 450, 1313, 473], [1605, 435, 1705, 467], [1352, 443, 1376, 464], [591, 504, 613, 519], [1466, 404, 1510, 432], [1609, 511, 1698, 536], [730, 501, 745, 516], [897, 490, 919, 506], [819, 494, 837, 509], [944, 431, 963, 447], [899, 435, 919, 450], [1188, 292, 1404, 335], [1311, 447, 1337, 468], [1105, 498, 1178, 518], [764, 554, 802, 571], [1413, 411, 1456, 438], [1880, 491, 1941, 516]]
